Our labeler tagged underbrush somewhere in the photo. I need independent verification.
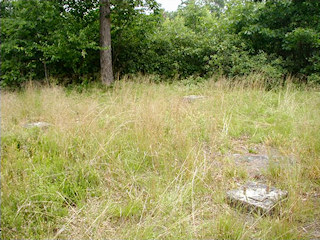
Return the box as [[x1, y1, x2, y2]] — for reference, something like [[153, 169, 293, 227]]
[[1, 76, 320, 239]]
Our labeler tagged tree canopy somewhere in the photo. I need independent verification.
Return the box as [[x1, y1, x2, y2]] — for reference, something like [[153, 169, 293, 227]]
[[1, 0, 319, 88]]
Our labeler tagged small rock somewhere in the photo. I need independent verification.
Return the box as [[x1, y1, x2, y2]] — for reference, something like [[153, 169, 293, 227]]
[[183, 95, 205, 102], [23, 122, 51, 129], [227, 181, 288, 214]]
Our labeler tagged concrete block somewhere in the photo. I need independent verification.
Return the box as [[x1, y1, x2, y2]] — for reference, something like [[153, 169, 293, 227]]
[[183, 95, 205, 102], [227, 182, 288, 214], [24, 122, 51, 129]]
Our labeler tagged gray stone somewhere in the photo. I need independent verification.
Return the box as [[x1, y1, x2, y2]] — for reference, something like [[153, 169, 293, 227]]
[[23, 122, 51, 129], [183, 95, 205, 102], [233, 154, 269, 163], [233, 154, 269, 177], [227, 182, 288, 214], [233, 153, 296, 177]]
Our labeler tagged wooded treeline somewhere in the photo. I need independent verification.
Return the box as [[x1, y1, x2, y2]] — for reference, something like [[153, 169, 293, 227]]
[[1, 0, 319, 88]]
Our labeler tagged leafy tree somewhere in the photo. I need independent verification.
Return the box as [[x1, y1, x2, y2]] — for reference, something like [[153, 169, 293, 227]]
[[1, 0, 319, 87], [0, 0, 160, 87], [1, 0, 62, 86], [228, 0, 320, 78]]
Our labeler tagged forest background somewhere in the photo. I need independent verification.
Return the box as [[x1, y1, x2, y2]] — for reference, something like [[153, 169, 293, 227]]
[[1, 0, 320, 88]]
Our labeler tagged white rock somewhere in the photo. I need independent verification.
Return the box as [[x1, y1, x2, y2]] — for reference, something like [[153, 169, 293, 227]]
[[227, 182, 288, 214], [23, 122, 51, 129], [183, 95, 205, 102]]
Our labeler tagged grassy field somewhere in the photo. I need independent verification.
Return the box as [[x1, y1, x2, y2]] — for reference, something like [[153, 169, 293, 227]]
[[2, 76, 320, 239]]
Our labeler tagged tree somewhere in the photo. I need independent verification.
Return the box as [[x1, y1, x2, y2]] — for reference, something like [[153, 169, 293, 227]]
[[100, 0, 114, 85], [228, 0, 320, 78], [0, 0, 160, 87]]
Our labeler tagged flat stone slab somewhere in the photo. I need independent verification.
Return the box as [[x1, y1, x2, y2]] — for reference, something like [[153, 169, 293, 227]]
[[227, 182, 288, 214], [232, 153, 296, 178], [23, 122, 51, 129], [233, 154, 269, 162], [183, 95, 205, 102], [233, 154, 269, 177]]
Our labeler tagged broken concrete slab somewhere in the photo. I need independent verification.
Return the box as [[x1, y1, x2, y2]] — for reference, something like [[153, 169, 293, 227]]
[[232, 153, 296, 178], [227, 181, 288, 214], [234, 154, 269, 162], [183, 95, 205, 102], [23, 122, 51, 129], [233, 154, 270, 177]]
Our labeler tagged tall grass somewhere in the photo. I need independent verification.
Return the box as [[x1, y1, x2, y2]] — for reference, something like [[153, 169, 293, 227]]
[[2, 76, 320, 239]]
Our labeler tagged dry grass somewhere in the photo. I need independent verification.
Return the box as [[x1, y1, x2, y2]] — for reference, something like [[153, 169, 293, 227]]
[[1, 76, 320, 239]]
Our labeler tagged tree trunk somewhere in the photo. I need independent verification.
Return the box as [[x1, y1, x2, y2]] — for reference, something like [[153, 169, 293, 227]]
[[100, 0, 114, 85]]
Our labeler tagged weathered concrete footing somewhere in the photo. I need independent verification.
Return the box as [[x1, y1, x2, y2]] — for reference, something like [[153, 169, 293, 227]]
[[183, 95, 205, 102], [227, 181, 288, 214], [23, 122, 51, 129]]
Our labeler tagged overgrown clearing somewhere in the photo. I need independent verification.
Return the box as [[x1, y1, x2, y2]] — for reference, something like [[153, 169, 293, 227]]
[[2, 77, 320, 239]]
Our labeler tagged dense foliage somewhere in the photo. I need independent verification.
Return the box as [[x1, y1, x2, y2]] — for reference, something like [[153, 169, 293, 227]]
[[1, 0, 319, 87]]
